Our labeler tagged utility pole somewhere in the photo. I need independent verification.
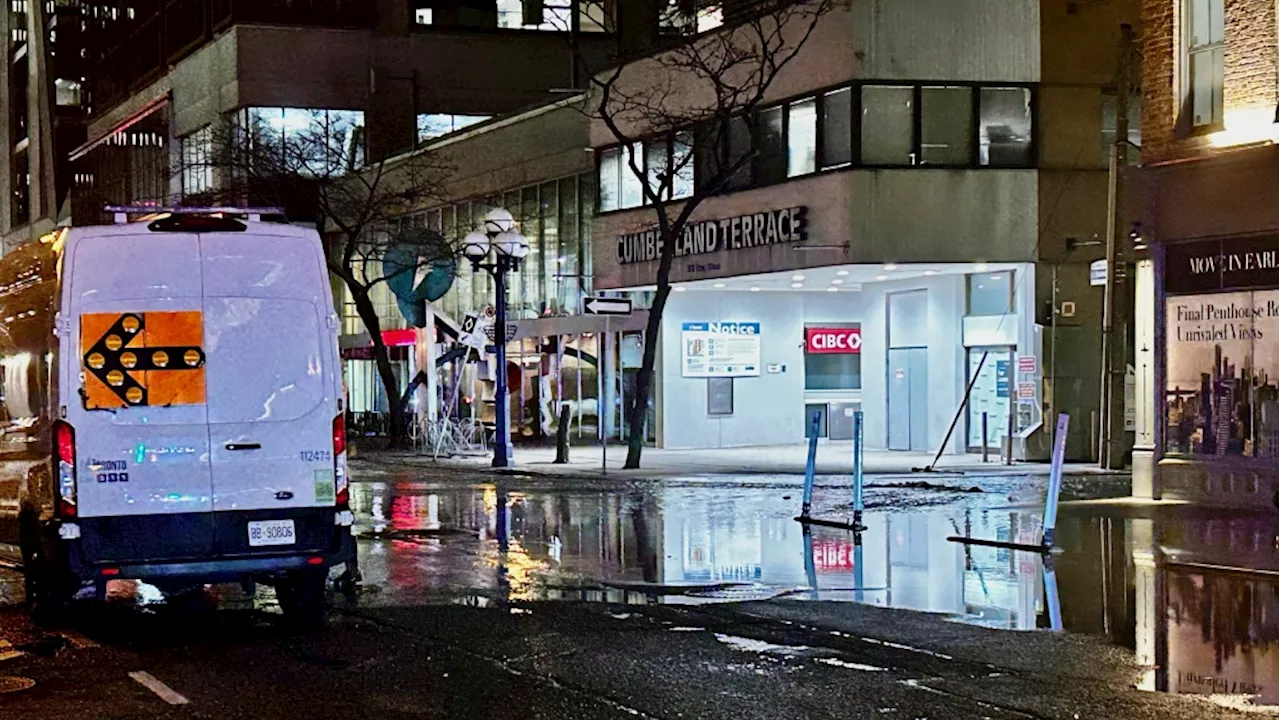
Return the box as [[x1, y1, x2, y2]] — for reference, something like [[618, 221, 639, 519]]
[[1099, 23, 1135, 470]]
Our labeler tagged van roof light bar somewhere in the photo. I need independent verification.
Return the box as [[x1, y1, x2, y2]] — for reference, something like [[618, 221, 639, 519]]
[[104, 206, 286, 224]]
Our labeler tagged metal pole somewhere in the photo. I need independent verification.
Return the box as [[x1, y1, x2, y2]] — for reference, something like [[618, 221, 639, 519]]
[[1006, 382, 1015, 466], [1043, 555, 1064, 631], [492, 260, 514, 468], [1042, 413, 1070, 547], [982, 412, 989, 463], [852, 410, 865, 530], [1100, 23, 1134, 470], [1050, 265, 1059, 446], [853, 531, 865, 603], [923, 351, 988, 471], [601, 316, 609, 474], [800, 411, 820, 517]]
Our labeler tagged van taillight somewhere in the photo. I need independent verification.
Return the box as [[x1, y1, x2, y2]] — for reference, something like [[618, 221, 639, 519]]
[[53, 420, 77, 519], [333, 414, 348, 508]]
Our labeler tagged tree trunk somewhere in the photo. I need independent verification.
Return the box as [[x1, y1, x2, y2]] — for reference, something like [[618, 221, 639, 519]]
[[349, 284, 407, 447], [623, 284, 670, 469]]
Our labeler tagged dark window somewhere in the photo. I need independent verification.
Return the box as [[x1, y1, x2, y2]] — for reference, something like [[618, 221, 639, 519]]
[[979, 87, 1032, 167], [966, 271, 1014, 316], [920, 86, 973, 165], [861, 86, 914, 165], [755, 105, 786, 184], [725, 115, 753, 190], [804, 353, 863, 390], [822, 87, 853, 167]]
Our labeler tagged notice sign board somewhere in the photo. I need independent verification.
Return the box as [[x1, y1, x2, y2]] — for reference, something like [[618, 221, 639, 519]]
[[682, 322, 761, 377]]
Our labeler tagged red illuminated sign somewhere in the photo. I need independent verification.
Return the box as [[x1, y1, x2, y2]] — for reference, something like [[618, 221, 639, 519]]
[[812, 539, 855, 572], [805, 327, 861, 354], [380, 329, 417, 347]]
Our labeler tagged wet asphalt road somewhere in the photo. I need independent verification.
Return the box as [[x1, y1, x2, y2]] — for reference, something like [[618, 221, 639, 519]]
[[0, 460, 1275, 719]]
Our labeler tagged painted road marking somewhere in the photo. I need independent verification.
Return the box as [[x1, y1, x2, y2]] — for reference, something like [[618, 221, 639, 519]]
[[0, 639, 21, 662], [128, 671, 190, 705], [60, 631, 99, 649]]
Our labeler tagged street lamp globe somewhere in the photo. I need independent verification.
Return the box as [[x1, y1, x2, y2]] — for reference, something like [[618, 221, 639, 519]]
[[483, 208, 515, 234], [493, 229, 528, 258], [463, 229, 490, 259]]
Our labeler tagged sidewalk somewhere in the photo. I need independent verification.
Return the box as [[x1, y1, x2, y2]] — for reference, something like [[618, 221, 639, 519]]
[[353, 439, 1126, 480]]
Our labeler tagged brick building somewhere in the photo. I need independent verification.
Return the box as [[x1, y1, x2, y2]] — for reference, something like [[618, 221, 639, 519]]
[[1135, 0, 1278, 505]]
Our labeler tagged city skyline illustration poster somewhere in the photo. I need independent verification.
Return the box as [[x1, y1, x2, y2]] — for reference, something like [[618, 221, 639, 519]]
[[1166, 289, 1279, 458]]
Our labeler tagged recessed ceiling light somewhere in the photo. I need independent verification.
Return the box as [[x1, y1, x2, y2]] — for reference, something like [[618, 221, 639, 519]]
[[884, 263, 898, 271], [713, 282, 726, 288], [749, 286, 761, 292], [923, 270, 937, 276], [836, 270, 849, 276], [991, 274, 1003, 280], [875, 274, 888, 281], [831, 279, 843, 285], [791, 282, 803, 288], [975, 263, 989, 272], [674, 286, 686, 292], [825, 287, 838, 293], [791, 274, 805, 281]]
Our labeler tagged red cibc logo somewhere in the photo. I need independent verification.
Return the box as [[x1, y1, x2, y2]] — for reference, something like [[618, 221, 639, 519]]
[[805, 327, 862, 354]]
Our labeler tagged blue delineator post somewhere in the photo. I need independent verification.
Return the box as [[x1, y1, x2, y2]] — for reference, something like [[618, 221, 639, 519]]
[[852, 410, 865, 530], [800, 411, 821, 517], [1041, 413, 1070, 547]]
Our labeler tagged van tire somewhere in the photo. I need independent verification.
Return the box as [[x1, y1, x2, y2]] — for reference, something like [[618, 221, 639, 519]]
[[277, 569, 327, 628], [19, 513, 71, 625]]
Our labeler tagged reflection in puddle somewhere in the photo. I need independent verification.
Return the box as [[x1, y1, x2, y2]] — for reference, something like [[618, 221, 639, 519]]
[[350, 478, 1278, 707]]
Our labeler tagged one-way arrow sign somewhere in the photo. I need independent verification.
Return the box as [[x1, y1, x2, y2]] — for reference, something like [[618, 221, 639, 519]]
[[583, 296, 632, 316]]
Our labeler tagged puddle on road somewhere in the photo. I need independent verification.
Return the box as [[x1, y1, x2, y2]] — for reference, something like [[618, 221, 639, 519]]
[[347, 475, 1278, 709]]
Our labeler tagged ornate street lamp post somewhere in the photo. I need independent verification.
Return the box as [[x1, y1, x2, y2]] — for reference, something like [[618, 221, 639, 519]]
[[463, 208, 529, 468]]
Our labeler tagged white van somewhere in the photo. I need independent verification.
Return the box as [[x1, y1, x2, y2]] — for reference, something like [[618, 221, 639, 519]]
[[0, 210, 353, 623]]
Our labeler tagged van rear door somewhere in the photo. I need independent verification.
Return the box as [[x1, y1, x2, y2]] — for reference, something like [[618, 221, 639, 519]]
[[66, 232, 216, 563], [198, 230, 339, 555]]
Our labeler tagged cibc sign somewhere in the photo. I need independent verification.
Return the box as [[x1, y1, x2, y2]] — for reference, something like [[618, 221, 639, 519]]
[[805, 327, 862, 354]]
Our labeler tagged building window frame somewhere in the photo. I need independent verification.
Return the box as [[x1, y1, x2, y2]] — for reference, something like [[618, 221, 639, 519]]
[[1181, 0, 1226, 133], [593, 79, 1038, 215]]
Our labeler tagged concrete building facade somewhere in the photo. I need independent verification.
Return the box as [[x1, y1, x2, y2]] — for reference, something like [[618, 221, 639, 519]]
[[590, 0, 1142, 460]]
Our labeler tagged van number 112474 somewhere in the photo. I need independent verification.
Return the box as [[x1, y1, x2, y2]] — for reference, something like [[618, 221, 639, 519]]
[[300, 450, 331, 462]]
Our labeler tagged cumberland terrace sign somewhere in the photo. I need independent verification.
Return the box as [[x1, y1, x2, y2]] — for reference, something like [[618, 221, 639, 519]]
[[616, 206, 808, 265]]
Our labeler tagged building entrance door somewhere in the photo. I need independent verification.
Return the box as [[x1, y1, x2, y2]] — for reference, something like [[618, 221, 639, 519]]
[[887, 347, 928, 451]]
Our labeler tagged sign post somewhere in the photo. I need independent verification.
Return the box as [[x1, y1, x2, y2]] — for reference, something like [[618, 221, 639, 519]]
[[1042, 413, 1070, 547], [852, 410, 865, 531]]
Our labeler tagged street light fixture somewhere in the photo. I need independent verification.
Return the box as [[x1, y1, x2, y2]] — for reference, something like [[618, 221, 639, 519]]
[[463, 208, 529, 468]]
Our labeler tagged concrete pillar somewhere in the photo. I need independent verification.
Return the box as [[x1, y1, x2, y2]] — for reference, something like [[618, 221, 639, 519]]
[[366, 66, 417, 163], [1131, 259, 1157, 497], [25, 1, 57, 224]]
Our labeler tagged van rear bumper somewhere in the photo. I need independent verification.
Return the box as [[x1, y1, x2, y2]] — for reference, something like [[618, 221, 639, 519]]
[[65, 537, 353, 583], [55, 508, 355, 584]]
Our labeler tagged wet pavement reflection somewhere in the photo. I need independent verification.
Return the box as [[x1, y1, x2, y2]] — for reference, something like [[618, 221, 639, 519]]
[[347, 472, 1278, 707]]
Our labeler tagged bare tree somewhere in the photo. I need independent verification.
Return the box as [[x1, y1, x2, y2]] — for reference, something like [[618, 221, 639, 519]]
[[185, 111, 454, 445], [578, 0, 836, 468]]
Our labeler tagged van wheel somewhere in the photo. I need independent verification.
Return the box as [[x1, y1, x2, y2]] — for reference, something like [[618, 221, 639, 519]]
[[19, 514, 71, 625], [277, 570, 327, 628]]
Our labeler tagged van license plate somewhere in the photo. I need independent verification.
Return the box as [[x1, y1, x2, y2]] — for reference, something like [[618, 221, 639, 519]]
[[247, 519, 296, 547]]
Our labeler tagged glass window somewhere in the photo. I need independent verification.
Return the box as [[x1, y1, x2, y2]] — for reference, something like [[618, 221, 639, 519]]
[[822, 88, 852, 167], [644, 137, 670, 202], [920, 86, 973, 165], [539, 182, 557, 315], [557, 176, 579, 312], [619, 143, 643, 209], [672, 132, 694, 199], [55, 78, 81, 107], [979, 87, 1032, 167], [417, 114, 490, 143], [861, 86, 914, 165], [414, 8, 432, 24], [598, 147, 620, 212], [497, 0, 572, 30], [725, 115, 753, 190], [756, 105, 786, 184], [181, 125, 213, 197], [1185, 0, 1224, 127], [966, 271, 1014, 316], [804, 329, 863, 391], [787, 99, 817, 177]]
